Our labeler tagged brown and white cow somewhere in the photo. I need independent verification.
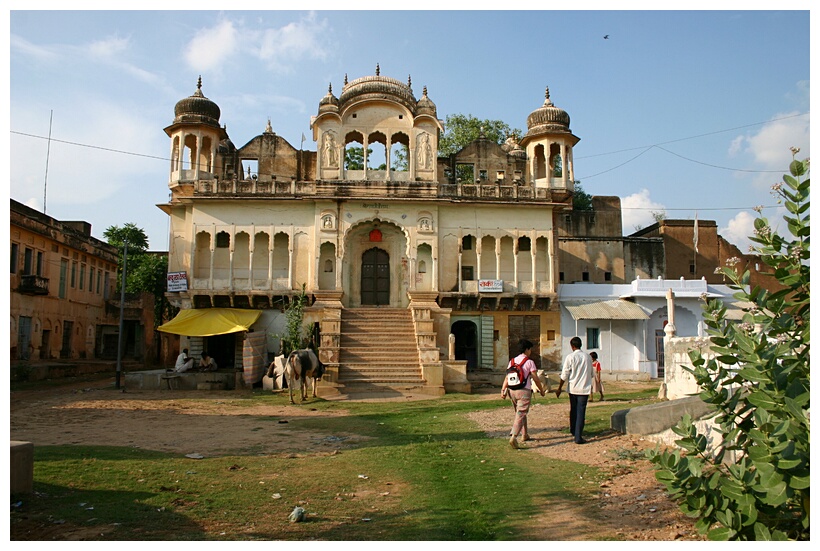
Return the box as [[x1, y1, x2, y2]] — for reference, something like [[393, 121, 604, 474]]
[[282, 349, 325, 403]]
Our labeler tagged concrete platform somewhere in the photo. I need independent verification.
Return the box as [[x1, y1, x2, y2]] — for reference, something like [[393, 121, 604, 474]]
[[611, 394, 713, 435], [124, 369, 239, 390]]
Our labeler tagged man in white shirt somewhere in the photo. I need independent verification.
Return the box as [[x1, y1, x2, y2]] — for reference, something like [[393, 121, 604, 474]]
[[555, 336, 593, 444], [174, 348, 194, 373]]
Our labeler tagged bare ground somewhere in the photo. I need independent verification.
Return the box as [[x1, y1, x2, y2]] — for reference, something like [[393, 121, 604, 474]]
[[10, 378, 704, 541]]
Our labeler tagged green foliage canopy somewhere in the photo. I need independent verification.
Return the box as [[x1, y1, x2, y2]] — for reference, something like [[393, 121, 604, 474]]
[[438, 114, 521, 157], [104, 224, 174, 326], [648, 152, 810, 541]]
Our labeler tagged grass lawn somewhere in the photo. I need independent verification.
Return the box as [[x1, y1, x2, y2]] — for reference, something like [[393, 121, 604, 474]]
[[13, 385, 658, 540]]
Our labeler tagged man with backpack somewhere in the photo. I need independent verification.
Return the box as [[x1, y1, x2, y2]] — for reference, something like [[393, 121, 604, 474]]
[[555, 336, 594, 444], [501, 339, 547, 449]]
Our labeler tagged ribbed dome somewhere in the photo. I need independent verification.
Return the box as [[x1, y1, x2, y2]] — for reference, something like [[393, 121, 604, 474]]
[[173, 76, 221, 127], [526, 87, 571, 135], [318, 83, 340, 114], [415, 86, 437, 117], [338, 65, 418, 113]]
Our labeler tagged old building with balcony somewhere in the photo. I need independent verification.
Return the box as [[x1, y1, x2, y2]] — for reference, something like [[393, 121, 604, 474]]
[[9, 199, 152, 365]]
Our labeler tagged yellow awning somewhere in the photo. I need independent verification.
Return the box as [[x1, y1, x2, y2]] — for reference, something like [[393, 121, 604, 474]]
[[157, 308, 261, 337]]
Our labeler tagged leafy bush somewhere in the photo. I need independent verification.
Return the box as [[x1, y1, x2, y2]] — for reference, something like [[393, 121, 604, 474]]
[[648, 152, 810, 541]]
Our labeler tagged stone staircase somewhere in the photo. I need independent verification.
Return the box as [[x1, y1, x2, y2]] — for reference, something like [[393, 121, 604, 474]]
[[337, 308, 426, 393]]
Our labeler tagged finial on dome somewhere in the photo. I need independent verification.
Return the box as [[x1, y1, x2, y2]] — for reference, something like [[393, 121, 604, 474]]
[[479, 126, 486, 139], [423, 85, 428, 97], [408, 75, 412, 87], [197, 76, 202, 91], [265, 118, 273, 133], [544, 86, 553, 106], [328, 83, 333, 94], [375, 63, 380, 76], [344, 73, 348, 85]]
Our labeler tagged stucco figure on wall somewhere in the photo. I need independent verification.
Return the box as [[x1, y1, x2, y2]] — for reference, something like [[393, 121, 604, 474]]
[[418, 217, 432, 232], [323, 131, 339, 168], [321, 214, 335, 230], [416, 132, 432, 170]]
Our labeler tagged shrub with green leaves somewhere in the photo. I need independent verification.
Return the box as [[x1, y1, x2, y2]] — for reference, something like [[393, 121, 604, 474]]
[[648, 152, 810, 541]]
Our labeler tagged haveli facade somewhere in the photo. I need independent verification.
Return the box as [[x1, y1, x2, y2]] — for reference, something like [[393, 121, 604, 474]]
[[157, 69, 772, 395]]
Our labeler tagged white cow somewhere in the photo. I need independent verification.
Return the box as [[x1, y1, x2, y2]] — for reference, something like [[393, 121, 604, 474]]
[[278, 349, 325, 403]]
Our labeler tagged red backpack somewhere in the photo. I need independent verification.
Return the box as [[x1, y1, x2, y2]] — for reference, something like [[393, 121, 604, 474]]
[[505, 357, 528, 390]]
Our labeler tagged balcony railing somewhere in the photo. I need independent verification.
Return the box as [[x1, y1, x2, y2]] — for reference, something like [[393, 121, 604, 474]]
[[19, 274, 49, 295], [191, 178, 563, 203]]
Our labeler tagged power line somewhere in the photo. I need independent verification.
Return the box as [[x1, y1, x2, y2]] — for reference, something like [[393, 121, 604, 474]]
[[619, 205, 781, 211], [12, 110, 808, 179], [11, 130, 170, 162], [575, 112, 808, 159]]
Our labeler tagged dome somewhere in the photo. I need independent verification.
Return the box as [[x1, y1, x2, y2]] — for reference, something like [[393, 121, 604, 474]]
[[318, 83, 340, 114], [415, 86, 437, 117], [173, 76, 221, 127], [525, 87, 571, 136], [338, 65, 418, 114], [510, 143, 527, 159]]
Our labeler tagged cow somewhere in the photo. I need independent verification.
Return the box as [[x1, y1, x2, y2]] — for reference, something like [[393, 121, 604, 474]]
[[282, 348, 325, 404], [265, 354, 287, 388]]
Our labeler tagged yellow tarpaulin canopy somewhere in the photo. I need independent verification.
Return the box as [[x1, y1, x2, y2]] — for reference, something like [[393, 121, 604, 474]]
[[157, 308, 261, 337]]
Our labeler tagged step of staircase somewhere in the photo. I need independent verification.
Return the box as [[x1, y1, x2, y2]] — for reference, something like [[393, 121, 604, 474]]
[[337, 307, 424, 389]]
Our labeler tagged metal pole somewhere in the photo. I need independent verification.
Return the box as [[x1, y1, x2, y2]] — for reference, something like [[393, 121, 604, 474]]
[[43, 110, 53, 214], [116, 239, 128, 389]]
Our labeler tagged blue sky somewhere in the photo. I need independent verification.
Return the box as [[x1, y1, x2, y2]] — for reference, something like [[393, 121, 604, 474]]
[[7, 5, 812, 253]]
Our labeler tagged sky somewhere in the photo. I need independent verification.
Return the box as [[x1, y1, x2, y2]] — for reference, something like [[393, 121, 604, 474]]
[[6, 4, 813, 254]]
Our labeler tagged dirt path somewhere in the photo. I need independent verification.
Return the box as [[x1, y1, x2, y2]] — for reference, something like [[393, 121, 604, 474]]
[[10, 378, 704, 541]]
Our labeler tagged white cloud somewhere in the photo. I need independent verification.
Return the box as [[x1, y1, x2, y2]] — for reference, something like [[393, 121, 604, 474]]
[[87, 36, 130, 60], [744, 112, 809, 168], [729, 111, 810, 175], [621, 189, 667, 234], [720, 211, 756, 253], [258, 14, 330, 68], [10, 34, 59, 61], [180, 14, 332, 75], [184, 19, 239, 73]]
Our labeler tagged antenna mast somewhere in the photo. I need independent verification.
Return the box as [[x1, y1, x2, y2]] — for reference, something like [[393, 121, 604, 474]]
[[43, 110, 53, 214]]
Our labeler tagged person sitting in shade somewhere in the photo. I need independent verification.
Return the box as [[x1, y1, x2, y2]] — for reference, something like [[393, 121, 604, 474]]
[[174, 348, 194, 373], [199, 351, 218, 372]]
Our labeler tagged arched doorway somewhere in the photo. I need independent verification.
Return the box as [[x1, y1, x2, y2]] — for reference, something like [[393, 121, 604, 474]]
[[451, 320, 478, 371], [361, 248, 390, 305]]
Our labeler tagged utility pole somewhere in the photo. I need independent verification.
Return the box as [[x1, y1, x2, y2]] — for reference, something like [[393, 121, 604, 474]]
[[116, 239, 128, 389]]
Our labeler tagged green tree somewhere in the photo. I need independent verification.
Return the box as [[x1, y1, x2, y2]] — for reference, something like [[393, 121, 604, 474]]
[[438, 114, 522, 157], [345, 146, 364, 170], [273, 284, 311, 356], [648, 152, 810, 541], [104, 224, 173, 326], [103, 223, 149, 252], [572, 182, 593, 211], [391, 145, 408, 171]]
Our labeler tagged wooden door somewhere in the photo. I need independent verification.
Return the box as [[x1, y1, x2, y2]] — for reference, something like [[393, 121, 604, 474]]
[[508, 315, 541, 369], [361, 248, 390, 305]]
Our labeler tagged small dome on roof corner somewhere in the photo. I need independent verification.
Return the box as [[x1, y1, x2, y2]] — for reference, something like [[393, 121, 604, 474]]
[[173, 76, 221, 127], [510, 143, 527, 159], [318, 82, 340, 114], [526, 86, 571, 135], [415, 85, 436, 116]]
